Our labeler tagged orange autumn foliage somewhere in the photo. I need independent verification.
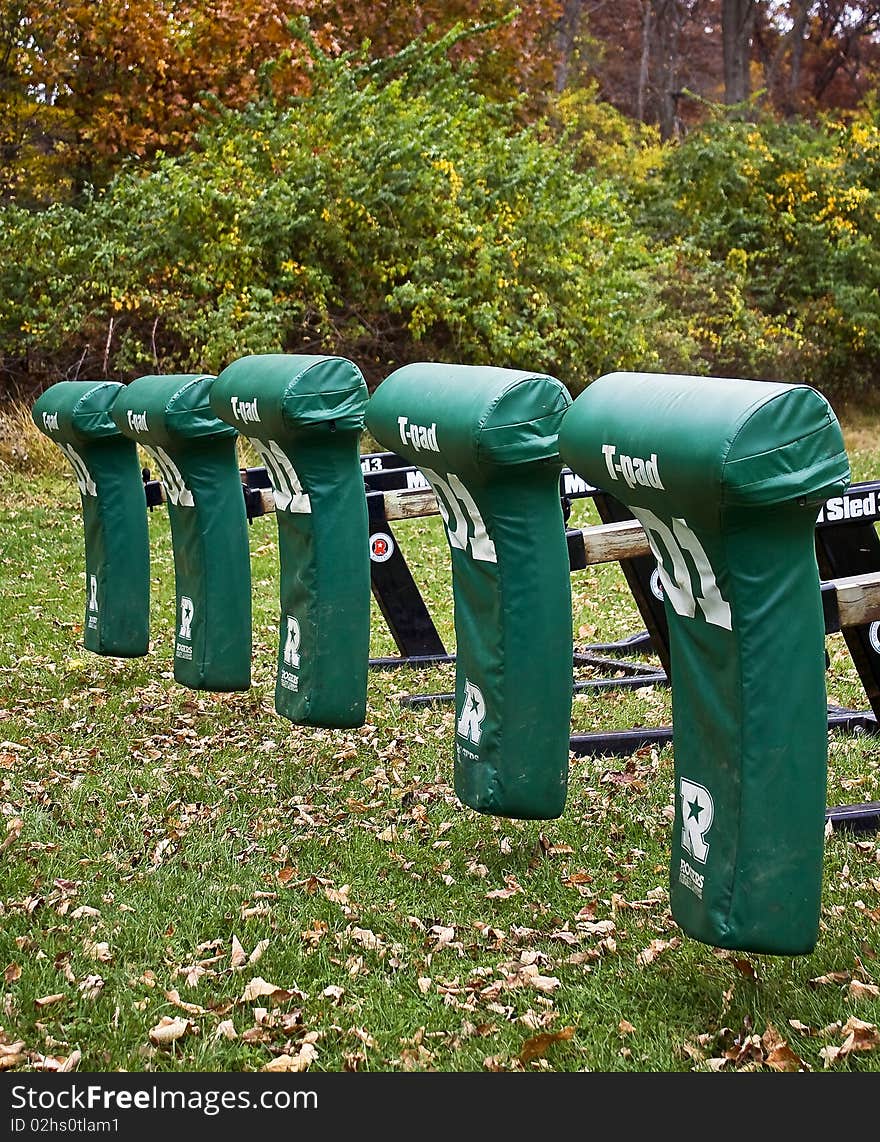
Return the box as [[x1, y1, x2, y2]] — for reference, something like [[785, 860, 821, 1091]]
[[0, 0, 562, 202]]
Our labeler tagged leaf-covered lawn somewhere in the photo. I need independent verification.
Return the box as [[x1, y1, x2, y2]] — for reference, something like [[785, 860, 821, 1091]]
[[1, 461, 878, 1073]]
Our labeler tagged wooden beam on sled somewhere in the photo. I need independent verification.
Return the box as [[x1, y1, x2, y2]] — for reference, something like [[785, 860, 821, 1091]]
[[146, 480, 440, 524]]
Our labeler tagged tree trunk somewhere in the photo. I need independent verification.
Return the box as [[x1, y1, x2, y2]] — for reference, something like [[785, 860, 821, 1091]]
[[756, 0, 810, 115], [637, 1, 653, 122], [653, 0, 684, 141], [787, 1, 811, 109], [554, 0, 585, 92], [722, 0, 756, 105]]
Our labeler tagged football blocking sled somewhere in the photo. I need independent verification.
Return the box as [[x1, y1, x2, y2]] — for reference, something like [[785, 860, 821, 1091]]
[[31, 380, 150, 657], [366, 363, 573, 819], [210, 354, 370, 728], [112, 374, 252, 691], [559, 372, 851, 954]]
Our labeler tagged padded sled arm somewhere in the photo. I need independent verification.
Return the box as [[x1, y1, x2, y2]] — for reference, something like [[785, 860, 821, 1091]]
[[210, 354, 370, 728], [559, 371, 851, 954], [366, 362, 573, 820], [32, 380, 150, 657], [112, 374, 251, 691]]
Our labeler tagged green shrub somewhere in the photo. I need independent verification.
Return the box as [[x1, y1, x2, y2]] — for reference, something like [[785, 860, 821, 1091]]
[[0, 31, 665, 396], [639, 110, 880, 399]]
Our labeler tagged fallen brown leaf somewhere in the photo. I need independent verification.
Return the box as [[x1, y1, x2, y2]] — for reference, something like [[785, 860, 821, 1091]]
[[518, 1026, 575, 1064], [0, 817, 22, 855], [849, 980, 880, 1001], [262, 1042, 317, 1072], [486, 884, 521, 901], [839, 1017, 879, 1057], [762, 1025, 805, 1072], [32, 1050, 82, 1072], [34, 994, 65, 1009], [248, 940, 270, 964], [399, 1044, 434, 1070], [503, 964, 561, 994], [83, 940, 112, 963], [349, 928, 383, 951], [427, 925, 457, 950], [732, 958, 758, 980], [239, 977, 301, 1005], [820, 1044, 842, 1067], [58, 1050, 82, 1073], [637, 938, 679, 966], [164, 989, 206, 1016], [579, 920, 616, 938], [149, 1016, 198, 1047], [179, 964, 206, 988], [809, 971, 851, 987], [765, 1042, 805, 1072], [78, 975, 104, 1001], [725, 1033, 764, 1068], [350, 1027, 377, 1048]]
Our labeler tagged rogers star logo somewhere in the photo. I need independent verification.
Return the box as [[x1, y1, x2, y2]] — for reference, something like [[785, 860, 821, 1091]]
[[370, 532, 395, 563]]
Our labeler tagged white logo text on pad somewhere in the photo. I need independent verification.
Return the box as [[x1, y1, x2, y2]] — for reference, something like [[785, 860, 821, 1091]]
[[398, 416, 439, 452], [602, 444, 664, 490], [230, 396, 261, 424]]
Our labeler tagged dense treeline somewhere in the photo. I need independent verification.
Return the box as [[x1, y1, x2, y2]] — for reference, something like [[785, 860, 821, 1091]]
[[1, 5, 879, 401], [4, 0, 880, 199]]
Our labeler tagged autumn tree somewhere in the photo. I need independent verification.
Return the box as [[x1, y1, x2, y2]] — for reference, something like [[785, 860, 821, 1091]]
[[754, 2, 880, 114], [4, 0, 880, 206], [566, 2, 880, 130], [0, 0, 565, 205], [577, 1, 721, 133], [312, 1, 564, 98], [0, 1, 322, 201]]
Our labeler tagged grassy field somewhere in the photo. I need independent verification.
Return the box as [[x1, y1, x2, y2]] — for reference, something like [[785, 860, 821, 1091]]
[[0, 410, 878, 1075]]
